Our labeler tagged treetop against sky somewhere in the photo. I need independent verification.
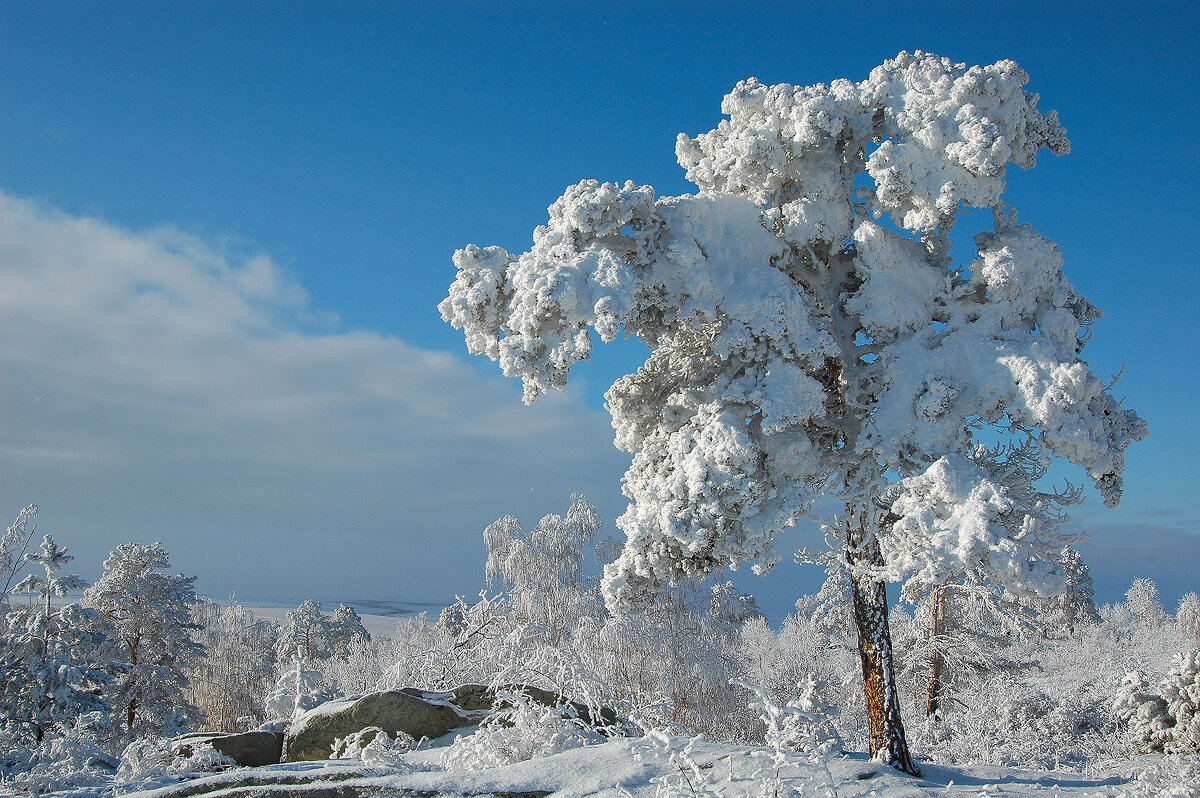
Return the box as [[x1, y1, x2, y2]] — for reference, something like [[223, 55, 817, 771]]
[[0, 3, 1195, 617]]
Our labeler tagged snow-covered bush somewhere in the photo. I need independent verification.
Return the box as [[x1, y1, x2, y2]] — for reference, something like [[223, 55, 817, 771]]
[[2, 714, 117, 795], [1115, 650, 1200, 754], [574, 580, 759, 741], [114, 736, 234, 787], [1125, 578, 1169, 628], [1, 505, 38, 632], [1116, 754, 1200, 798], [379, 609, 461, 690], [737, 679, 841, 757], [264, 652, 341, 720], [319, 634, 389, 697], [440, 689, 604, 770], [484, 495, 604, 647], [737, 679, 841, 798], [639, 732, 724, 798], [914, 672, 1113, 769], [330, 726, 415, 766]]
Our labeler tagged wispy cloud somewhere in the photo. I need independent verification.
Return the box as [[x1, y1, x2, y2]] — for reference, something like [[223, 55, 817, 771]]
[[0, 192, 629, 603]]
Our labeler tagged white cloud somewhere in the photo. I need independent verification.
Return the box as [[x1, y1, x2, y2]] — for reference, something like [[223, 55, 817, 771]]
[[0, 192, 630, 603]]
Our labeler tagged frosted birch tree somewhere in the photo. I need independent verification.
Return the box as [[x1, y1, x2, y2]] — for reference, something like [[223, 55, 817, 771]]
[[483, 494, 603, 645], [440, 52, 1146, 773], [1, 505, 39, 625]]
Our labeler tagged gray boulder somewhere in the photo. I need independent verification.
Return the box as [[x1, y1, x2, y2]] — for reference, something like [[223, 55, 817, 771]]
[[283, 685, 618, 762], [283, 690, 473, 762], [175, 730, 285, 767]]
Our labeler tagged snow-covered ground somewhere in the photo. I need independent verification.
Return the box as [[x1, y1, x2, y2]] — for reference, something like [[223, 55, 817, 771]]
[[110, 735, 1196, 798]]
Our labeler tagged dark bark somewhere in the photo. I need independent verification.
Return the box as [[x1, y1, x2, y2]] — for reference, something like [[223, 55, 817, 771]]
[[847, 508, 920, 776], [926, 585, 946, 717]]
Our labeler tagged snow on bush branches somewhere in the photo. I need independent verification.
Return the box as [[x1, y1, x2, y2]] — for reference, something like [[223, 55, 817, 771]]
[[1115, 649, 1200, 754]]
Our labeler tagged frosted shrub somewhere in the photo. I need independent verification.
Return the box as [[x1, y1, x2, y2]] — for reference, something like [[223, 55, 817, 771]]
[[483, 496, 604, 647], [1116, 754, 1200, 798], [264, 654, 341, 720], [330, 726, 414, 766], [1116, 650, 1200, 754], [916, 669, 1114, 769], [738, 679, 841, 756], [738, 679, 841, 798], [114, 737, 234, 787], [380, 610, 460, 690], [440, 689, 603, 770], [5, 715, 117, 795], [641, 733, 723, 798], [573, 580, 760, 742], [760, 612, 861, 750], [1, 505, 38, 630], [318, 638, 387, 697]]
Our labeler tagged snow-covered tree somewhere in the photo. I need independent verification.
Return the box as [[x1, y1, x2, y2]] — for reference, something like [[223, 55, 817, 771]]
[[1124, 577, 1169, 627], [276, 599, 334, 663], [885, 438, 1085, 714], [264, 650, 339, 720], [186, 598, 279, 732], [441, 53, 1146, 772], [1038, 545, 1101, 637], [1178, 592, 1200, 648], [484, 495, 603, 645], [329, 603, 370, 658], [84, 542, 203, 741], [1, 505, 39, 629], [2, 535, 107, 742]]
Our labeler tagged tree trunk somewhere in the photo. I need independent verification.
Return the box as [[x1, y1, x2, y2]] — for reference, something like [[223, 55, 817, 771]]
[[847, 508, 920, 776], [926, 585, 946, 717], [127, 640, 139, 733]]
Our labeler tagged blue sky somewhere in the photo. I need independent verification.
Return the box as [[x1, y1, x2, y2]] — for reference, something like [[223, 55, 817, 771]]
[[1, 1, 1197, 621]]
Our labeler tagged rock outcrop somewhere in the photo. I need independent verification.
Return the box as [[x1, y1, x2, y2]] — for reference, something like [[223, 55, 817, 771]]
[[175, 730, 285, 767], [283, 684, 616, 762], [283, 689, 474, 762]]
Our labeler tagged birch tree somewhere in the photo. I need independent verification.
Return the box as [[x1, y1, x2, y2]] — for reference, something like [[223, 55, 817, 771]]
[[440, 52, 1146, 773]]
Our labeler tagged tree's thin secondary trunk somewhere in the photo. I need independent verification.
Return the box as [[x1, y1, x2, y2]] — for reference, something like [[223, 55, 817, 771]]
[[127, 639, 139, 733], [847, 509, 920, 777], [926, 585, 946, 717]]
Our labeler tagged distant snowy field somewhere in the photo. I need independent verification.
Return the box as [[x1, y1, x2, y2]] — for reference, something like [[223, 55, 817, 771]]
[[231, 598, 444, 639]]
